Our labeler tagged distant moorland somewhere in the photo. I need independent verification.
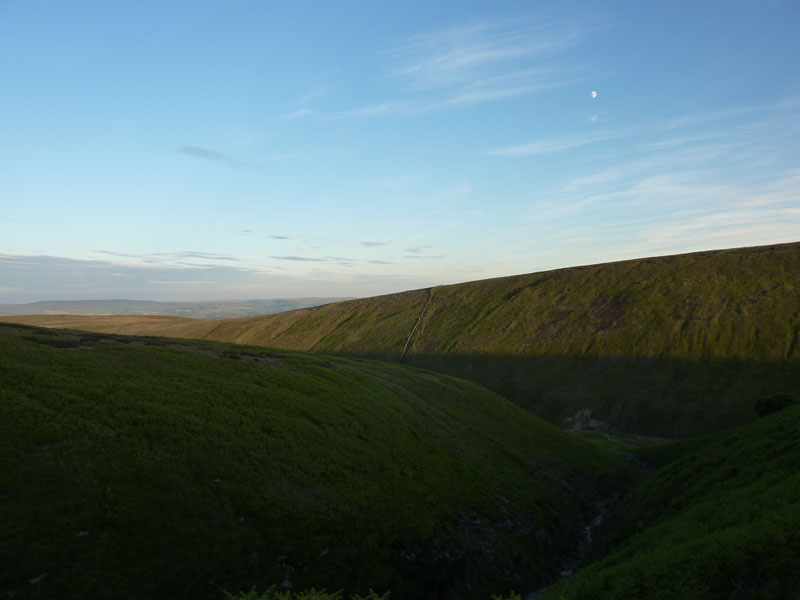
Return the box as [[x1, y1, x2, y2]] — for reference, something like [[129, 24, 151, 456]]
[[0, 298, 350, 319]]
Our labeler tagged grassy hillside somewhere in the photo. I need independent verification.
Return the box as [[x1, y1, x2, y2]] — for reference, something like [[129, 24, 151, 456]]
[[0, 323, 627, 600], [542, 401, 800, 600], [10, 242, 800, 436]]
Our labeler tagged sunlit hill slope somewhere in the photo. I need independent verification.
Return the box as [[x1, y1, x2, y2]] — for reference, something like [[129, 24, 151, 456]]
[[10, 242, 799, 437]]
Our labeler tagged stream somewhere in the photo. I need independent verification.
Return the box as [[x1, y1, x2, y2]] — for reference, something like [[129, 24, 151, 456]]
[[526, 494, 619, 599]]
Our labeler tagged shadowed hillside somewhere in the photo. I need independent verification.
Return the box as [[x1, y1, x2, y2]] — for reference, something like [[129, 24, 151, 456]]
[[8, 242, 800, 436], [0, 323, 627, 600], [541, 401, 800, 600]]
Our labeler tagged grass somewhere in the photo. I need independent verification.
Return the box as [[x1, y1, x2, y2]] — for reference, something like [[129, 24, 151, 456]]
[[7, 241, 800, 437], [541, 403, 800, 600], [0, 323, 628, 600]]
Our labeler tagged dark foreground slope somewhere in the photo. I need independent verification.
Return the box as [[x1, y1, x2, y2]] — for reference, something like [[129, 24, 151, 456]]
[[0, 323, 626, 600], [12, 242, 798, 437], [543, 402, 800, 600]]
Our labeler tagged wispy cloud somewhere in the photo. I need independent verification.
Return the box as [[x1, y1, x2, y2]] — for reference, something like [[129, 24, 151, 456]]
[[177, 146, 247, 169], [285, 108, 315, 120], [224, 128, 263, 149], [95, 250, 242, 263], [148, 280, 215, 284], [270, 235, 292, 240], [361, 240, 391, 247], [327, 17, 592, 121], [271, 256, 325, 262], [374, 171, 430, 189], [298, 88, 326, 103], [488, 131, 621, 157], [326, 102, 406, 120], [498, 97, 800, 267], [94, 250, 140, 258], [387, 20, 581, 89], [489, 98, 799, 159], [167, 251, 241, 261]]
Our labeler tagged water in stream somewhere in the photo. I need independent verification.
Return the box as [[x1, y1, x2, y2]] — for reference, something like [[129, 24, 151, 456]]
[[526, 494, 619, 599]]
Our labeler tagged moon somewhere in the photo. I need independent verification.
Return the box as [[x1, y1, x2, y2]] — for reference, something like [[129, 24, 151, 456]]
[[591, 90, 597, 99]]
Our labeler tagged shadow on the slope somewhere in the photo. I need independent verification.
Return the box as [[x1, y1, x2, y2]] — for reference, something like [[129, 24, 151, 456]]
[[335, 351, 800, 438]]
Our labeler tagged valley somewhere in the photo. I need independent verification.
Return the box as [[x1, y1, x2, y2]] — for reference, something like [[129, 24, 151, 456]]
[[3, 242, 799, 599], [9, 242, 800, 437]]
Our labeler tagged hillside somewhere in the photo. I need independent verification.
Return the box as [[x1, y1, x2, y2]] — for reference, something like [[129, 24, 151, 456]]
[[10, 242, 800, 437], [541, 401, 800, 600], [0, 322, 627, 600]]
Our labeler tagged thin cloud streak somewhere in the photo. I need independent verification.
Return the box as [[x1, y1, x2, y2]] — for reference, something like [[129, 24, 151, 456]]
[[489, 132, 622, 156], [386, 20, 581, 89], [326, 102, 406, 121], [95, 250, 242, 263], [177, 146, 247, 169], [271, 256, 325, 262], [148, 280, 215, 284], [323, 17, 594, 121], [490, 98, 800, 158], [285, 108, 315, 120]]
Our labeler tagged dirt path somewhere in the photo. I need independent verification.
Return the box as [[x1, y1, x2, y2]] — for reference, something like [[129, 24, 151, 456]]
[[400, 287, 435, 360]]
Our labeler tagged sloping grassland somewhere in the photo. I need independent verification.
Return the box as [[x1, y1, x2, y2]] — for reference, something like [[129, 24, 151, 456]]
[[542, 402, 800, 600], [11, 242, 800, 436], [0, 323, 626, 600]]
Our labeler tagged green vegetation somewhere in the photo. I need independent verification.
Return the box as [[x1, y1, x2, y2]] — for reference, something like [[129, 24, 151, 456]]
[[541, 404, 800, 599], [225, 587, 389, 600], [4, 243, 798, 598], [9, 242, 799, 436], [754, 392, 798, 416], [0, 323, 627, 600], [225, 588, 522, 600]]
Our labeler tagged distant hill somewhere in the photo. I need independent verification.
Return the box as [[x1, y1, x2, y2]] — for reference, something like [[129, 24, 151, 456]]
[[0, 297, 350, 319], [0, 322, 626, 600], [6, 242, 800, 437]]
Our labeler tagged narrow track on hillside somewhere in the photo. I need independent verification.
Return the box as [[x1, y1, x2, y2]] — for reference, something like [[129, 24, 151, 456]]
[[400, 287, 434, 361], [201, 320, 227, 341]]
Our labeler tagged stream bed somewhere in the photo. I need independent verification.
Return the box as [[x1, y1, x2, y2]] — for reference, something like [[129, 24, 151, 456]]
[[526, 494, 619, 599]]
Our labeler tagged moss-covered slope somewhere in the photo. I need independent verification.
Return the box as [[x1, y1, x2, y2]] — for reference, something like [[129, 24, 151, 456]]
[[542, 402, 800, 600], [0, 323, 625, 600]]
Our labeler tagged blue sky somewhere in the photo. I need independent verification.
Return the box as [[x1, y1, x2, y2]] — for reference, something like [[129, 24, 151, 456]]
[[2, 0, 799, 302]]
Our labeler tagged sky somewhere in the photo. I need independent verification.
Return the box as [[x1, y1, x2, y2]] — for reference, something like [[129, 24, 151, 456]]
[[1, 0, 799, 302]]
